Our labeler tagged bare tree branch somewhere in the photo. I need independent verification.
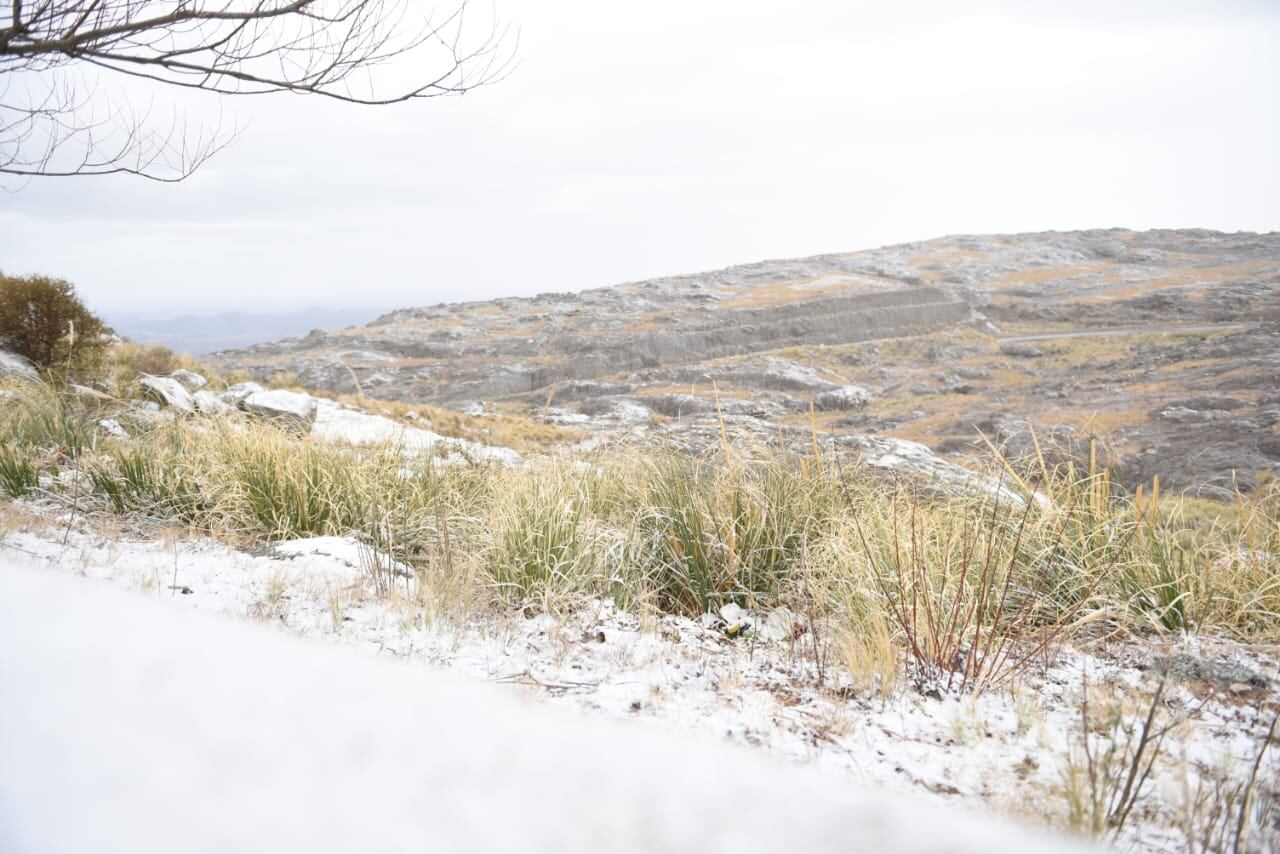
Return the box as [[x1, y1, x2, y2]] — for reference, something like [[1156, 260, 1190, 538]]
[[0, 0, 514, 181]]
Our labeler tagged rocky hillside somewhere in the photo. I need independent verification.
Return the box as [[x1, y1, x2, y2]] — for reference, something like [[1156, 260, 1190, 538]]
[[212, 229, 1280, 492]]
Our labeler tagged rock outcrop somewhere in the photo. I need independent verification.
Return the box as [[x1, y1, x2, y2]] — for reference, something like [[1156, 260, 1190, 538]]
[[223, 381, 266, 405], [241, 389, 318, 432], [169, 370, 209, 391], [310, 400, 521, 465], [814, 385, 871, 411], [138, 376, 195, 413], [193, 390, 235, 416], [0, 350, 38, 381]]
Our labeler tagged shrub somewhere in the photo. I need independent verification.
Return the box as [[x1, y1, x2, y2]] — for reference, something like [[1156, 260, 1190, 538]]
[[853, 486, 1100, 696], [0, 274, 109, 374], [116, 342, 181, 377], [100, 341, 226, 398]]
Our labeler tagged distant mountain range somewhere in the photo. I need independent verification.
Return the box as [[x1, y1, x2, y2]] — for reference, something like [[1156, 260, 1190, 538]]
[[107, 307, 389, 355]]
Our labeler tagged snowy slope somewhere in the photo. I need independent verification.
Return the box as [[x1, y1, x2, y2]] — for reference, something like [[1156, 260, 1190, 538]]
[[0, 559, 1084, 854]]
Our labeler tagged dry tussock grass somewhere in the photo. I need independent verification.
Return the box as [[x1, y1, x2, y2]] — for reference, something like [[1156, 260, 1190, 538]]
[[1, 380, 1277, 688]]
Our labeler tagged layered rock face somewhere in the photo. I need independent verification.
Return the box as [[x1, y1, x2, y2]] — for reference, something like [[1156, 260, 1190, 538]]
[[210, 260, 978, 405]]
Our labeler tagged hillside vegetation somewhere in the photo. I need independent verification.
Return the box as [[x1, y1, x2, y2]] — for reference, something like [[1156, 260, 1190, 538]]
[[3, 377, 1276, 656]]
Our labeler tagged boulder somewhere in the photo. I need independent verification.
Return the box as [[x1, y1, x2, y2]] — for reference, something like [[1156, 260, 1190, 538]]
[[221, 382, 266, 406], [999, 342, 1043, 359], [994, 419, 1101, 468], [169, 370, 209, 391], [640, 393, 784, 420], [641, 393, 715, 418], [814, 385, 871, 411], [1161, 652, 1270, 693], [98, 419, 129, 440], [310, 400, 521, 466], [193, 390, 235, 416], [1165, 395, 1251, 412], [139, 376, 195, 413], [242, 389, 318, 432], [68, 384, 117, 408], [847, 435, 1046, 511], [715, 359, 835, 393], [548, 381, 634, 405], [577, 396, 652, 422], [0, 350, 38, 381]]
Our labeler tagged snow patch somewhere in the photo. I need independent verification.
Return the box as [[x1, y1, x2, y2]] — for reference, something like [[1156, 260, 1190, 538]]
[[312, 400, 521, 465], [0, 558, 1082, 854]]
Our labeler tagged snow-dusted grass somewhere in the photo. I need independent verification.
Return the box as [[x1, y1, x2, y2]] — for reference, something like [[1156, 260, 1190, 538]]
[[4, 380, 1277, 651], [2, 380, 1280, 849], [2, 503, 1277, 852]]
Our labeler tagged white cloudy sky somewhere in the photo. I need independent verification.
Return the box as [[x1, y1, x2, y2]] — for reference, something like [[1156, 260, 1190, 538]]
[[2, 0, 1278, 318]]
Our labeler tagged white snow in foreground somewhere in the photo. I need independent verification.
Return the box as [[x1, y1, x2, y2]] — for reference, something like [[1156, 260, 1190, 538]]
[[270, 535, 412, 584], [1, 509, 1274, 851], [0, 560, 1083, 854], [312, 399, 522, 465]]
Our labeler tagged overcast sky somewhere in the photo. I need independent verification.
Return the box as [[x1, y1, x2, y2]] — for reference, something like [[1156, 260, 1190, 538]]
[[2, 0, 1278, 318]]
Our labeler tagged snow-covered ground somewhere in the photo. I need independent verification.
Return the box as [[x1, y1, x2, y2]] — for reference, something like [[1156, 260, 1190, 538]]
[[2, 559, 1099, 854], [312, 399, 522, 465], [1, 501, 1276, 851]]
